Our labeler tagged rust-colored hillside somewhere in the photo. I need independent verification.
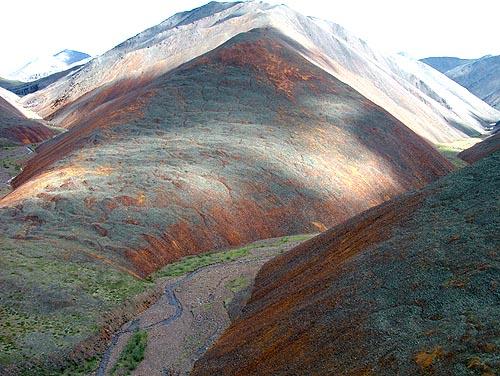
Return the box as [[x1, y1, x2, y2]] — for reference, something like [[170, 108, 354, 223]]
[[0, 93, 53, 145], [192, 152, 499, 376], [458, 132, 500, 164], [1, 29, 453, 279]]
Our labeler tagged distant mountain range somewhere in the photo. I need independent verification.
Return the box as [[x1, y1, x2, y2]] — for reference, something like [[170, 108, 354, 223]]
[[422, 55, 500, 109], [7, 49, 91, 82]]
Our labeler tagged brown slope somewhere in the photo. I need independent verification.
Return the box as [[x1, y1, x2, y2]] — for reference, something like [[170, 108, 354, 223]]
[[1, 28, 452, 279], [0, 92, 53, 145], [192, 152, 500, 376], [458, 131, 500, 164]]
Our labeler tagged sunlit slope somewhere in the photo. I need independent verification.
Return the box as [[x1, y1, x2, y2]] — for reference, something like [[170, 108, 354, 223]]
[[459, 132, 500, 163], [0, 88, 52, 145]]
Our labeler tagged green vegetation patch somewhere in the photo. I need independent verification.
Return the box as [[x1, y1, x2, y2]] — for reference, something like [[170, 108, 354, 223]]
[[154, 234, 314, 279], [111, 330, 148, 376], [0, 238, 152, 367], [225, 276, 251, 294], [435, 138, 482, 168], [0, 229, 313, 372], [153, 246, 251, 278]]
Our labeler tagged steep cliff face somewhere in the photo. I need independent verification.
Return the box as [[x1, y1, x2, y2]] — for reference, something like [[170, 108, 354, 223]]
[[192, 151, 499, 376], [1, 29, 453, 278]]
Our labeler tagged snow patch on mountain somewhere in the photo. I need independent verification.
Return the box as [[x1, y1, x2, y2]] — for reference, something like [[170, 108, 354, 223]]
[[9, 49, 91, 82]]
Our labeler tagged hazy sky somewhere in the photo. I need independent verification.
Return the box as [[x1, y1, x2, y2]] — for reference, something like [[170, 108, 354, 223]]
[[1, 0, 499, 76]]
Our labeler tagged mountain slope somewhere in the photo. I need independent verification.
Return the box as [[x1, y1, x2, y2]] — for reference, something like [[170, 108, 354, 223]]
[[421, 55, 500, 110], [0, 28, 455, 369], [8, 49, 91, 82], [420, 56, 473, 73], [0, 77, 25, 93], [21, 1, 499, 143], [446, 55, 500, 110], [0, 87, 53, 145], [2, 27, 453, 274], [0, 63, 87, 97], [192, 151, 500, 376]]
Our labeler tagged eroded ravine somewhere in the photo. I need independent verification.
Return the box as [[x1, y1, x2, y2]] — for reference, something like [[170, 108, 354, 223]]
[[98, 235, 313, 376]]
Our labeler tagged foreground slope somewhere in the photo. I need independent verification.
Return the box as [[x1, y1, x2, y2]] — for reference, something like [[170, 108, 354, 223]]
[[0, 88, 53, 145], [193, 151, 500, 376], [0, 29, 453, 369], [22, 1, 499, 143]]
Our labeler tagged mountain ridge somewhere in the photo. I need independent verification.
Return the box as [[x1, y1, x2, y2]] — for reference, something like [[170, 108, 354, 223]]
[[20, 0, 499, 144], [421, 55, 500, 110]]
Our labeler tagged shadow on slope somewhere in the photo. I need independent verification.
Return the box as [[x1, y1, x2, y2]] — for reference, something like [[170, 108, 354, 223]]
[[2, 28, 453, 275]]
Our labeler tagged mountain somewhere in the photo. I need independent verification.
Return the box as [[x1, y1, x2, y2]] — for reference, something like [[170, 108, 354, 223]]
[[20, 1, 499, 143], [0, 63, 87, 97], [0, 26, 454, 372], [422, 55, 500, 110], [420, 56, 473, 73], [447, 55, 500, 110], [0, 87, 53, 145], [0, 1, 497, 373], [192, 151, 500, 376], [0, 77, 25, 93], [8, 49, 91, 82]]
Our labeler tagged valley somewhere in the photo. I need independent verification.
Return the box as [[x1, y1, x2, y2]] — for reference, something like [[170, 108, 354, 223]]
[[99, 235, 312, 376], [0, 1, 498, 375]]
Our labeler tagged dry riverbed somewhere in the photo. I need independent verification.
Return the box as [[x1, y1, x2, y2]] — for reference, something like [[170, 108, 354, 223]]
[[97, 234, 314, 376]]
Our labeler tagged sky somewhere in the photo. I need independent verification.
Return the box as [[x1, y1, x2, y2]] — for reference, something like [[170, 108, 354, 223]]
[[1, 0, 499, 76]]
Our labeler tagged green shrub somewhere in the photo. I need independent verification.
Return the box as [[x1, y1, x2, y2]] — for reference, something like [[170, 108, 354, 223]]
[[111, 330, 148, 375]]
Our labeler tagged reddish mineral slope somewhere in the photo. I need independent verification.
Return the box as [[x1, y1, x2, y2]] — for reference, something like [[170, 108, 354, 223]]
[[0, 89, 53, 145], [22, 1, 499, 143], [192, 151, 499, 376], [0, 29, 452, 278], [458, 131, 500, 164]]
